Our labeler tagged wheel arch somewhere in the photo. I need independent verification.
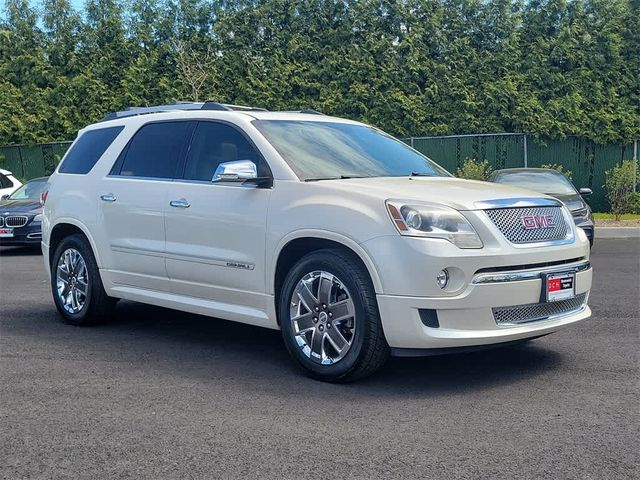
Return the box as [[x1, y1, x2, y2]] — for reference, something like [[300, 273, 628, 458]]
[[48, 219, 102, 269], [272, 231, 383, 319]]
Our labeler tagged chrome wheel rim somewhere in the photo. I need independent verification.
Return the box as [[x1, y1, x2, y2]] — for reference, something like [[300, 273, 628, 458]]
[[56, 248, 88, 314], [290, 271, 356, 365]]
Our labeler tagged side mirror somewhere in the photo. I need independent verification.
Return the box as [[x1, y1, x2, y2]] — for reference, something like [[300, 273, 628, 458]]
[[1, 194, 9, 200], [212, 160, 257, 183], [212, 160, 272, 187], [579, 188, 592, 196]]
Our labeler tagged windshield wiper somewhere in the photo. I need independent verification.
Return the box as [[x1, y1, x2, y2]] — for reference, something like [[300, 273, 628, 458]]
[[305, 175, 367, 182], [410, 171, 433, 177]]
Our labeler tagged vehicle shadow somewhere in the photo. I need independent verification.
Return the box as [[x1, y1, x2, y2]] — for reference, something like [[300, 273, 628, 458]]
[[4, 298, 563, 399], [80, 300, 564, 398]]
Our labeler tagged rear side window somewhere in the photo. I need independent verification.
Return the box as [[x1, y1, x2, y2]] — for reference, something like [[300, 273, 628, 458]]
[[59, 126, 124, 174], [0, 173, 13, 188], [117, 122, 191, 179]]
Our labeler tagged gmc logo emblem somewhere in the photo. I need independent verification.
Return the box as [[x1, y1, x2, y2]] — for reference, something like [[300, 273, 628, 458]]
[[521, 214, 556, 229]]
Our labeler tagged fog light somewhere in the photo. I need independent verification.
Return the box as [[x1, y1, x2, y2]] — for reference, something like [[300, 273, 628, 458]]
[[436, 269, 449, 289]]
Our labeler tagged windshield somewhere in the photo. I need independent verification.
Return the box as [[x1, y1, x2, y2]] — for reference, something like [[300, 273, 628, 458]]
[[8, 179, 47, 200], [493, 171, 577, 196], [253, 120, 450, 180]]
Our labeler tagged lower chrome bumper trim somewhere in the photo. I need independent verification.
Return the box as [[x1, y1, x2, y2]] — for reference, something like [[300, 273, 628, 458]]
[[472, 260, 590, 284]]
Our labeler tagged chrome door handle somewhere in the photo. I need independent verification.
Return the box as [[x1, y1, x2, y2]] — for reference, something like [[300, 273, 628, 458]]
[[100, 193, 116, 202], [169, 198, 190, 208]]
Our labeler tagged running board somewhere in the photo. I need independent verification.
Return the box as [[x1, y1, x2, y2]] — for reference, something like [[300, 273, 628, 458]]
[[109, 285, 278, 330]]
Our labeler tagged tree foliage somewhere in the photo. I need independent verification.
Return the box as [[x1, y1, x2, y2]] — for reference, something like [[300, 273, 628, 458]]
[[605, 159, 638, 219], [0, 0, 638, 145], [455, 158, 494, 181]]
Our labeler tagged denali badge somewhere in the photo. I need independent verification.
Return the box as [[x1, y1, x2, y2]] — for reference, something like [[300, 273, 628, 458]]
[[521, 214, 556, 229]]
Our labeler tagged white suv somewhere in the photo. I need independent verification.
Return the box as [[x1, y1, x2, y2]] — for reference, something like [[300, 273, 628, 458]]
[[42, 102, 592, 381], [0, 168, 22, 198]]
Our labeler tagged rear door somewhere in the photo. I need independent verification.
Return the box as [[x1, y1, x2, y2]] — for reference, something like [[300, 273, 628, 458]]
[[98, 121, 194, 291], [164, 121, 273, 317]]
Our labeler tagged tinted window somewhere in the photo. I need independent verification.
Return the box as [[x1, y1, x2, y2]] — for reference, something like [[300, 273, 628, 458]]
[[119, 122, 191, 179], [0, 173, 13, 189], [8, 179, 47, 200], [59, 126, 124, 174], [183, 122, 264, 181], [494, 171, 577, 196], [253, 120, 449, 180]]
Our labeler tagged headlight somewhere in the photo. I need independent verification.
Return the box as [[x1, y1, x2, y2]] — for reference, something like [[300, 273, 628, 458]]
[[571, 207, 588, 218], [33, 214, 43, 222], [386, 201, 483, 249]]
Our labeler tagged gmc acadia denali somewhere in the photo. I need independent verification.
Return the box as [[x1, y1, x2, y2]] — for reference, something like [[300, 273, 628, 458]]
[[42, 102, 592, 381]]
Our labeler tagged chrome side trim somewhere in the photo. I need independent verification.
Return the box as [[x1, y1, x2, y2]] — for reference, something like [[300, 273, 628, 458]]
[[110, 244, 255, 270], [472, 260, 591, 284], [164, 251, 256, 270], [106, 175, 176, 183], [111, 245, 165, 258], [170, 178, 262, 189], [474, 197, 562, 209]]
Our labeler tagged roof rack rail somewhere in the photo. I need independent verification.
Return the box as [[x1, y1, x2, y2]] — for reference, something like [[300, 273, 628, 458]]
[[99, 101, 268, 122], [202, 101, 268, 112], [280, 109, 325, 115]]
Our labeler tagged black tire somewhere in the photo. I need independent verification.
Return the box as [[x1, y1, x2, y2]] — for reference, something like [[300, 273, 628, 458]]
[[51, 233, 116, 326], [279, 248, 389, 382]]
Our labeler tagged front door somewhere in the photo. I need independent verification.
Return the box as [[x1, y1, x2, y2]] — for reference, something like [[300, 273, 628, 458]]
[[164, 121, 272, 321]]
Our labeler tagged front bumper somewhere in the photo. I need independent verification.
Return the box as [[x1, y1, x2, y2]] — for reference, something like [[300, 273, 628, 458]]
[[0, 223, 42, 246], [377, 264, 592, 350], [575, 220, 594, 244]]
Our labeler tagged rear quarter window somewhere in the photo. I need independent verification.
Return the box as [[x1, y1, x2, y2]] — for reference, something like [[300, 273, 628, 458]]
[[0, 173, 13, 188], [58, 126, 124, 174]]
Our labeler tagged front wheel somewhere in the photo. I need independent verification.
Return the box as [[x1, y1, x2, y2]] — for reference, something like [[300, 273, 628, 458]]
[[279, 249, 389, 382]]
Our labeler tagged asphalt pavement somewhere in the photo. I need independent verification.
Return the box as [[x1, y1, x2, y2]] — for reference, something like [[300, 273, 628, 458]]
[[1, 239, 638, 479]]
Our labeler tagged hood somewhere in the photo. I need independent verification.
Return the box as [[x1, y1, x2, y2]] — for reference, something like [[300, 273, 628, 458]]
[[314, 176, 553, 211], [551, 193, 586, 212], [0, 199, 42, 214]]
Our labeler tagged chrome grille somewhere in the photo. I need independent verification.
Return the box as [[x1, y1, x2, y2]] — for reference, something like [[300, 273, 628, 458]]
[[485, 206, 569, 244], [4, 216, 28, 227], [0, 216, 3, 227], [493, 293, 587, 325]]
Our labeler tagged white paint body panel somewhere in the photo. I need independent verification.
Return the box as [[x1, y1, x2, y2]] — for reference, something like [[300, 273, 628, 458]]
[[164, 181, 272, 320], [42, 110, 593, 349], [98, 177, 170, 291]]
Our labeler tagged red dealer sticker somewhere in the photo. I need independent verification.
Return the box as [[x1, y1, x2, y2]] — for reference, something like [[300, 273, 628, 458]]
[[544, 272, 576, 302], [0, 228, 14, 238]]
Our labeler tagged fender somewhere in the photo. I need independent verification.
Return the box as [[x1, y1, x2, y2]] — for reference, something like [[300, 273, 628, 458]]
[[270, 228, 384, 295], [48, 217, 104, 268]]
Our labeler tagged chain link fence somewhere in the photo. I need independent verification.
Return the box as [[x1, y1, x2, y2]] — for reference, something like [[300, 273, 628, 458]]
[[1, 136, 638, 212], [0, 141, 72, 181], [405, 134, 638, 212]]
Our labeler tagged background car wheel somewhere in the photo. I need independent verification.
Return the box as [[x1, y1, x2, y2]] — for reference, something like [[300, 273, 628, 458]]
[[51, 234, 116, 326], [279, 248, 389, 382]]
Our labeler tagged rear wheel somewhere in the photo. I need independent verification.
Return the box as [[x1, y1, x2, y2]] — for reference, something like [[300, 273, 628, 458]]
[[51, 234, 116, 325], [279, 249, 389, 382]]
